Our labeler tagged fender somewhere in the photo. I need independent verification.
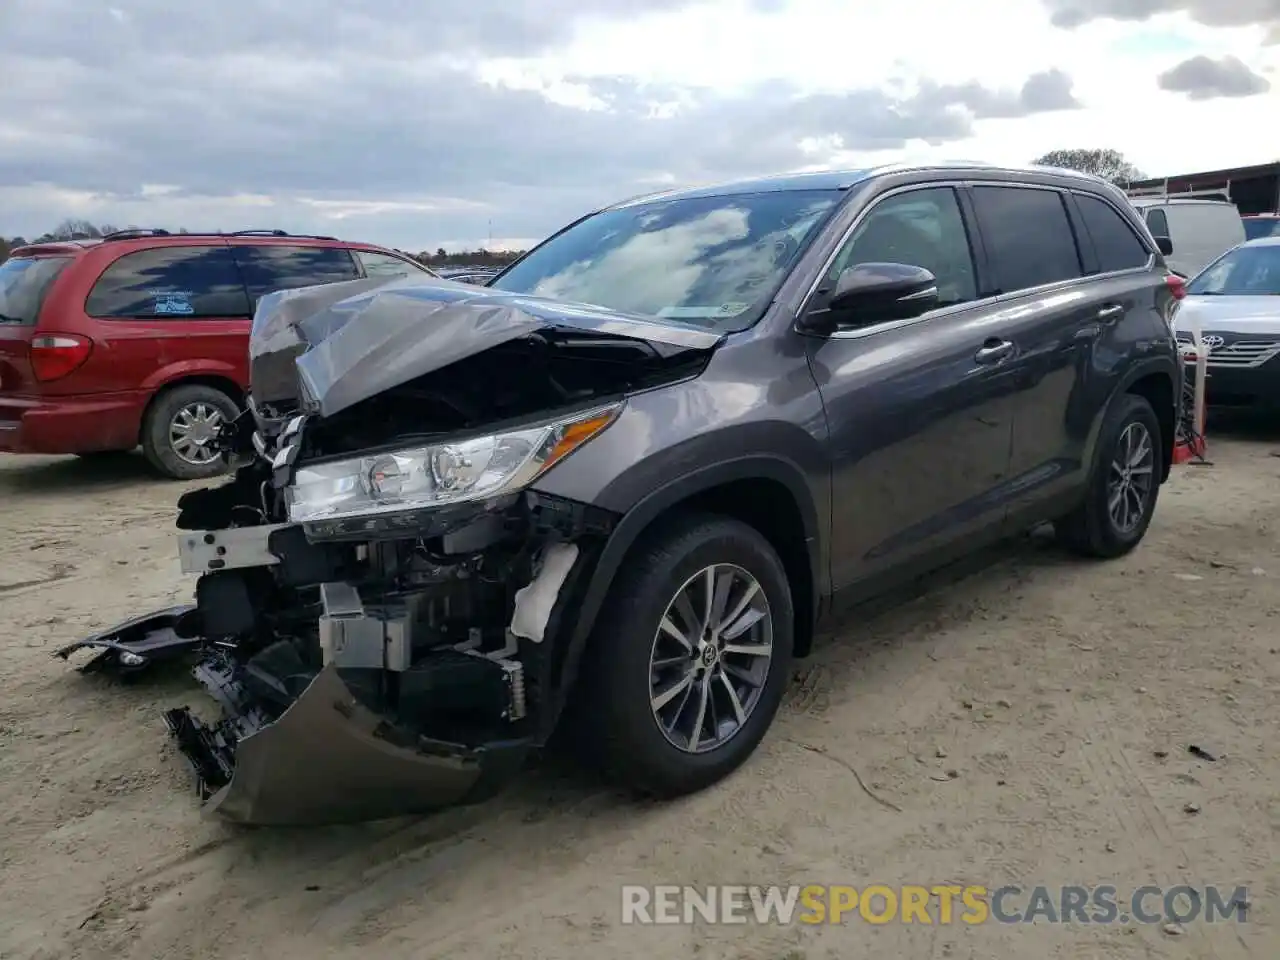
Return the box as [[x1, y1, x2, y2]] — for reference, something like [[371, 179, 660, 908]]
[[1083, 353, 1180, 479], [542, 454, 825, 737]]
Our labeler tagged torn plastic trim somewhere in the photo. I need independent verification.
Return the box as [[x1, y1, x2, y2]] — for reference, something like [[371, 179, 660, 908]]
[[54, 605, 201, 675], [166, 660, 532, 826], [510, 543, 579, 643], [249, 274, 725, 419]]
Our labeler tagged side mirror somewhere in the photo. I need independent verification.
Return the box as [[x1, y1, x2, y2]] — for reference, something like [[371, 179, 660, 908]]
[[1154, 235, 1174, 257], [804, 262, 939, 332]]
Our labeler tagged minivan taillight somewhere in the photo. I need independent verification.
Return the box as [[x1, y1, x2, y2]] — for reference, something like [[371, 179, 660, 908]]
[[1165, 274, 1187, 300], [29, 334, 93, 382]]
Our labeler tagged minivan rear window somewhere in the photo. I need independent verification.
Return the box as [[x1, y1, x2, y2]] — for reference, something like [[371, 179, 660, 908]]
[[0, 256, 72, 325], [86, 246, 252, 318]]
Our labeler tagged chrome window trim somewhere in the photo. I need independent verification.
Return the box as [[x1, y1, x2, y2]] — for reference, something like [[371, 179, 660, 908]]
[[796, 178, 1156, 342]]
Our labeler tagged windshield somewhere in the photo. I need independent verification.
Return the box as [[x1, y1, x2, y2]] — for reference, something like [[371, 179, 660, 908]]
[[1187, 244, 1280, 296], [488, 189, 842, 330], [0, 256, 72, 325]]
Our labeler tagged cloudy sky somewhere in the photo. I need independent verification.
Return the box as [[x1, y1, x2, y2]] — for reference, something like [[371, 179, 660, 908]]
[[2, 0, 1277, 252]]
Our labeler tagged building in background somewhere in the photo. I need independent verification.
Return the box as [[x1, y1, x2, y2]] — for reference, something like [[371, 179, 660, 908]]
[[1127, 161, 1280, 215]]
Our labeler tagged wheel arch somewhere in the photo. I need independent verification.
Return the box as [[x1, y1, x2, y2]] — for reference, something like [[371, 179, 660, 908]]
[[544, 456, 823, 738], [137, 374, 246, 445], [1119, 361, 1177, 482]]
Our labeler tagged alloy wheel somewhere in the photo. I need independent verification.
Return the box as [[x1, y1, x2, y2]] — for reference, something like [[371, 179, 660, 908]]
[[648, 563, 774, 754], [169, 402, 225, 465], [1107, 421, 1154, 534]]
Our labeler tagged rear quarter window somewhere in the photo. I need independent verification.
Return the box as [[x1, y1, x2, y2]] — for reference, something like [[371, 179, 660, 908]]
[[1074, 194, 1150, 272], [86, 246, 251, 318], [0, 256, 72, 325], [232, 245, 359, 302], [354, 249, 431, 279]]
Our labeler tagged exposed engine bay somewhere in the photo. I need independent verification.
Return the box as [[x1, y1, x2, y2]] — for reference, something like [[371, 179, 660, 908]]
[[301, 329, 704, 458], [56, 276, 723, 825]]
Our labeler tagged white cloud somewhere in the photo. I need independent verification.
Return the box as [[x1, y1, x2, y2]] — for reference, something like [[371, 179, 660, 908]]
[[492, 1, 1280, 178], [1, 0, 1278, 250]]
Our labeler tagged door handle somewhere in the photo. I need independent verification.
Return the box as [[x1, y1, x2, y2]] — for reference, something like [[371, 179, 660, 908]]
[[1097, 304, 1124, 323], [974, 339, 1014, 364]]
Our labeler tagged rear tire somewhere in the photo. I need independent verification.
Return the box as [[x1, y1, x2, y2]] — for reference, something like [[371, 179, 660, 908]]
[[141, 384, 240, 480], [1055, 393, 1162, 558], [574, 513, 794, 798]]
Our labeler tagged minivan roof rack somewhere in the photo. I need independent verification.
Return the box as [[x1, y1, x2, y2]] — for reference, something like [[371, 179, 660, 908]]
[[100, 228, 339, 242], [227, 229, 338, 240]]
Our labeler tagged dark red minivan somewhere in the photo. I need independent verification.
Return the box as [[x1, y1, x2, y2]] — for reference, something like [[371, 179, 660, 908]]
[[0, 230, 436, 478]]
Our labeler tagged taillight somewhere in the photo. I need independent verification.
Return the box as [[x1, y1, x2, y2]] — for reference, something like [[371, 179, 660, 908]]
[[29, 334, 93, 382], [1165, 274, 1187, 300]]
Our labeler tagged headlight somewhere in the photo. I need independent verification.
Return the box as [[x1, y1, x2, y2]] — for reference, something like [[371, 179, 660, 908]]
[[285, 402, 622, 524]]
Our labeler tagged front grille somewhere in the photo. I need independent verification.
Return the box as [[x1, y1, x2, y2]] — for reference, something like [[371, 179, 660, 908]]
[[1175, 336, 1280, 368]]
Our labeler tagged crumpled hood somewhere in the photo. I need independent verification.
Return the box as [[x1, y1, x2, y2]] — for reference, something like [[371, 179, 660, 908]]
[[249, 274, 724, 418]]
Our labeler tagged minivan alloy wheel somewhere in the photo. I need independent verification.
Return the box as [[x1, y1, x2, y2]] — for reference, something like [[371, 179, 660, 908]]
[[1107, 421, 1154, 534], [169, 402, 225, 465], [649, 563, 774, 754]]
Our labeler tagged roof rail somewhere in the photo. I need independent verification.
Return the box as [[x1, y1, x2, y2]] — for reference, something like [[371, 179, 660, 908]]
[[227, 229, 338, 240], [101, 228, 173, 240], [99, 227, 341, 242]]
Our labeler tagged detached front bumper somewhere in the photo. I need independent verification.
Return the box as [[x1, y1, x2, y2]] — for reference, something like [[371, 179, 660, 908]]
[[54, 605, 203, 675], [164, 656, 531, 826]]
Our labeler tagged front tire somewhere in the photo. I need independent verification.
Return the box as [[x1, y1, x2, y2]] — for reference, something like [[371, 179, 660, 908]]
[[141, 384, 240, 480], [576, 513, 794, 798], [1055, 393, 1162, 558]]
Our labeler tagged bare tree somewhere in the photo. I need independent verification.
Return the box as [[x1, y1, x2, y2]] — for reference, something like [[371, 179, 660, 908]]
[[1032, 148, 1146, 187]]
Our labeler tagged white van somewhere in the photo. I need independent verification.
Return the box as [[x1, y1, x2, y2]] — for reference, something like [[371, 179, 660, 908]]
[[1127, 195, 1247, 278]]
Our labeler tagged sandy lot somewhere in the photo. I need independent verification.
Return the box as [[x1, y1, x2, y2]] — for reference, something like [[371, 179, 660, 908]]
[[1, 433, 1277, 960]]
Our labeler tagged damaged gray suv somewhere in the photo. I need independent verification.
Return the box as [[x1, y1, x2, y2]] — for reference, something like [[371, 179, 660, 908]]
[[60, 162, 1183, 825]]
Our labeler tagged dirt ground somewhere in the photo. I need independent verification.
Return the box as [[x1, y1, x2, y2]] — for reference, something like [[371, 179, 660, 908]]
[[1, 431, 1277, 960]]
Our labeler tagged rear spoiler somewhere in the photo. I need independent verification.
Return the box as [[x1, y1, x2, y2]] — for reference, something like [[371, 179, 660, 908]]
[[10, 242, 97, 257]]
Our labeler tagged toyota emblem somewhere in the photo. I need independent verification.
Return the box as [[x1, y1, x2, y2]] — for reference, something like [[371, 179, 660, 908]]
[[1200, 334, 1225, 350]]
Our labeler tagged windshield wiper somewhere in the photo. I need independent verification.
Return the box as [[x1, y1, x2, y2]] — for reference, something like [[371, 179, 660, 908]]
[[0, 312, 29, 324]]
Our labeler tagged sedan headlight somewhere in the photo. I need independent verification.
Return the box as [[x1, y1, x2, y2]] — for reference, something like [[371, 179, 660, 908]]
[[285, 402, 622, 524]]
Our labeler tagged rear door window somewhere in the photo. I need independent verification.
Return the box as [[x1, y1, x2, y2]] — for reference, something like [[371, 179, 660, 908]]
[[0, 256, 72, 325], [231, 245, 359, 302], [354, 250, 430, 279], [971, 186, 1083, 294], [86, 246, 251, 318], [1074, 194, 1151, 273]]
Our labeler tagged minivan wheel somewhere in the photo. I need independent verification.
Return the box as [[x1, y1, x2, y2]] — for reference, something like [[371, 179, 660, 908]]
[[575, 513, 794, 798], [1054, 393, 1162, 558], [141, 384, 240, 480]]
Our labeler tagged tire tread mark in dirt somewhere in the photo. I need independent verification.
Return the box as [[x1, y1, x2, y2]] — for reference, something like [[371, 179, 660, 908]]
[[1069, 701, 1252, 960]]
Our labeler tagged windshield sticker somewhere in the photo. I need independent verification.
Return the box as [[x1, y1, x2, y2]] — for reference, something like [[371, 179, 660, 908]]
[[150, 290, 195, 316]]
